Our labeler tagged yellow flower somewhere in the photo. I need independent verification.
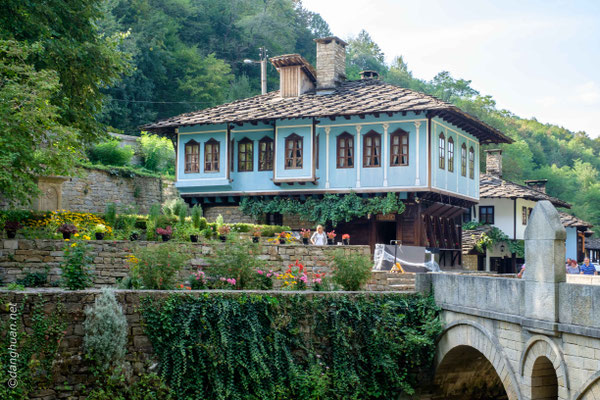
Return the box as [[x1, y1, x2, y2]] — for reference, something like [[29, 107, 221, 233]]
[[64, 238, 70, 241], [71, 243, 77, 247], [83, 235, 91, 240], [74, 233, 79, 237]]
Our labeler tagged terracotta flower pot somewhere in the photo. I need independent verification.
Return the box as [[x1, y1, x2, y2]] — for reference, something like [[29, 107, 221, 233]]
[[95, 232, 105, 240]]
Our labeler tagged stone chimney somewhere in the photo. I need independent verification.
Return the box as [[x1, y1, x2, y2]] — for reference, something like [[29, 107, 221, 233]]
[[360, 70, 379, 80], [270, 54, 316, 98], [314, 36, 347, 92], [485, 149, 503, 177], [524, 179, 548, 193]]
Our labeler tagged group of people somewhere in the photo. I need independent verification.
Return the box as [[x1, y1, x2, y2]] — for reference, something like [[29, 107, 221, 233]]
[[517, 257, 598, 278], [565, 257, 599, 275]]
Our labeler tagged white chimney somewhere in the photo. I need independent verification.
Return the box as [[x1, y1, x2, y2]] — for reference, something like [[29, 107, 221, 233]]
[[314, 36, 347, 92]]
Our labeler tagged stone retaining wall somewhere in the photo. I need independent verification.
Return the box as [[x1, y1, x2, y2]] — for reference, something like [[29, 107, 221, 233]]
[[61, 168, 178, 214], [0, 239, 390, 290]]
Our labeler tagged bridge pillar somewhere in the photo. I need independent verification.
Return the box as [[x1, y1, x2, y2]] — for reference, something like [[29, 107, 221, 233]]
[[523, 200, 566, 334]]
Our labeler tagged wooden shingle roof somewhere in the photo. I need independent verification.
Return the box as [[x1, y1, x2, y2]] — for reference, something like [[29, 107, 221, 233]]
[[480, 174, 571, 209], [559, 211, 592, 228], [142, 79, 512, 144], [586, 237, 600, 250]]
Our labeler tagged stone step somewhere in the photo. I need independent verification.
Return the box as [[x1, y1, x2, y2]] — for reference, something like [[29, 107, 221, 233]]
[[386, 277, 415, 284], [388, 284, 415, 291]]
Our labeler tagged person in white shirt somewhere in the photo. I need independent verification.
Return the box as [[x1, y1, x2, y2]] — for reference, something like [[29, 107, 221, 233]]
[[310, 225, 327, 246]]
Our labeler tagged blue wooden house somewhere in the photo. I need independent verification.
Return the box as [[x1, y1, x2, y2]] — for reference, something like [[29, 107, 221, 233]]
[[144, 36, 511, 264]]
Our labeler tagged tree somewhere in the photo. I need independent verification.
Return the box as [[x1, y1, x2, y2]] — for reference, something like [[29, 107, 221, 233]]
[[0, 0, 127, 143], [346, 30, 386, 80], [0, 40, 80, 204]]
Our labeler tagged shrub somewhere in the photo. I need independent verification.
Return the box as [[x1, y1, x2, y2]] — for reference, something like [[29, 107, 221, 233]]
[[330, 249, 373, 291], [83, 288, 128, 372], [191, 205, 203, 228], [88, 140, 134, 166], [16, 271, 48, 287], [128, 243, 190, 289], [204, 238, 271, 289], [104, 203, 117, 228], [60, 239, 94, 290], [139, 132, 175, 173], [260, 224, 291, 237]]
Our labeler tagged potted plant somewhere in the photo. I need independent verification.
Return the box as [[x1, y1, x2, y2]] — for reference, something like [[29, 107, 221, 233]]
[[4, 221, 22, 239], [218, 225, 230, 242], [130, 230, 140, 241], [94, 224, 107, 240], [57, 223, 78, 240], [156, 226, 173, 242], [300, 229, 311, 245], [190, 229, 199, 242], [277, 231, 289, 245], [252, 227, 262, 243], [342, 234, 350, 245], [327, 230, 336, 245]]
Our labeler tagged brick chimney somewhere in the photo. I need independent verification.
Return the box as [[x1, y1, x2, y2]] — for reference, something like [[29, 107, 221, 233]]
[[314, 36, 347, 92], [485, 149, 503, 177], [525, 179, 548, 193]]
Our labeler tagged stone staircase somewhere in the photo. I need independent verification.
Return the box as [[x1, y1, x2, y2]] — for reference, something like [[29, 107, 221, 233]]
[[386, 273, 416, 291]]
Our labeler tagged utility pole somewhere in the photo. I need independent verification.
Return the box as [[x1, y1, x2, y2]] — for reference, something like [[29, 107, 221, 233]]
[[244, 47, 268, 95]]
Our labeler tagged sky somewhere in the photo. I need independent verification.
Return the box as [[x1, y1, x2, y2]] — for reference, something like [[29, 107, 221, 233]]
[[301, 0, 600, 137]]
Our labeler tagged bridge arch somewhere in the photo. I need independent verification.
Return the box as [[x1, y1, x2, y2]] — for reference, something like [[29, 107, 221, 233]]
[[572, 371, 600, 400], [434, 320, 523, 400], [519, 335, 569, 399]]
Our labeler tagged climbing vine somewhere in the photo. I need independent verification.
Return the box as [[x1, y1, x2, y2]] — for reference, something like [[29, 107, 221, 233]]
[[474, 226, 525, 258], [140, 293, 441, 400], [239, 192, 406, 226]]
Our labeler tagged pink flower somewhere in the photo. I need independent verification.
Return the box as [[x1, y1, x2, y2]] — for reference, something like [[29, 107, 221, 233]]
[[220, 277, 226, 281], [266, 273, 272, 278], [257, 269, 264, 275], [226, 278, 236, 286]]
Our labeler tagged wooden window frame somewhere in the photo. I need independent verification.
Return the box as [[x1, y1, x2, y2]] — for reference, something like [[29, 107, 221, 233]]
[[237, 137, 254, 172], [284, 133, 303, 169], [184, 139, 199, 174], [336, 132, 354, 169], [522, 206, 528, 225], [447, 137, 454, 172], [258, 136, 274, 171], [363, 130, 381, 168], [390, 129, 409, 166], [479, 206, 495, 225], [469, 146, 475, 179], [461, 143, 467, 177], [204, 138, 220, 173], [439, 132, 445, 170]]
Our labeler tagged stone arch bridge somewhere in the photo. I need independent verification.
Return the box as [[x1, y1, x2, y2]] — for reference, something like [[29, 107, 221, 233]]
[[417, 201, 600, 400]]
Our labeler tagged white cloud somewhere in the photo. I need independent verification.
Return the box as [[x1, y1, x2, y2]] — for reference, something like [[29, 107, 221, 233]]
[[571, 81, 600, 105]]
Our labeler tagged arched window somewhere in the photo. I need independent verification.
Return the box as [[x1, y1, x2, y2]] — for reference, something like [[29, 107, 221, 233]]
[[285, 133, 303, 169], [363, 130, 381, 167], [447, 137, 454, 172], [184, 139, 199, 173], [461, 143, 467, 177], [237, 137, 253, 172], [469, 146, 475, 179], [439, 132, 445, 169], [336, 132, 354, 168], [258, 136, 274, 171], [204, 138, 220, 172], [390, 129, 409, 166]]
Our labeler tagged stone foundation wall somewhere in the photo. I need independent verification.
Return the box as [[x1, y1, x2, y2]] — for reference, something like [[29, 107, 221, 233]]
[[462, 254, 478, 271], [203, 205, 257, 223], [0, 239, 383, 290]]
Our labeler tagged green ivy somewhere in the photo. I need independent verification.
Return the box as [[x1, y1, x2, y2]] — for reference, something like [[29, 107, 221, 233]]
[[239, 192, 406, 226], [140, 293, 441, 399], [475, 227, 525, 258]]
